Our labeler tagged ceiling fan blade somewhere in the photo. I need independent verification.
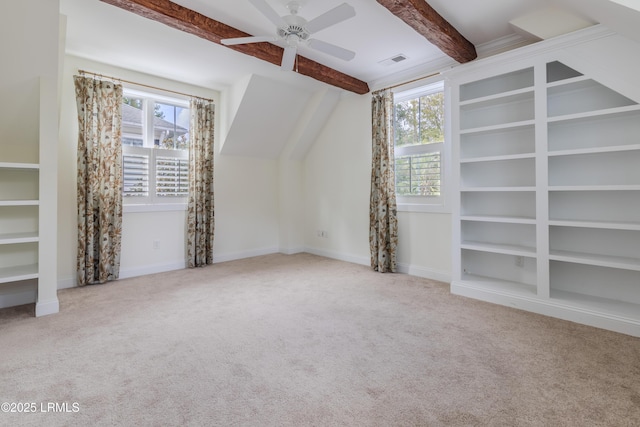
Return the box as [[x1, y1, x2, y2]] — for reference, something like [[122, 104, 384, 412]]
[[221, 35, 276, 46], [249, 0, 287, 28], [305, 3, 356, 34], [308, 39, 355, 61], [281, 46, 297, 71]]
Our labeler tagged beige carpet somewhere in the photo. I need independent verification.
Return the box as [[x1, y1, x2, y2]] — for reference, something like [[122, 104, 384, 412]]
[[1, 253, 639, 426]]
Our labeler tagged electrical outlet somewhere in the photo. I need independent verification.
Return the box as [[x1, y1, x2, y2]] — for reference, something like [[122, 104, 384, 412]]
[[153, 240, 160, 250], [515, 256, 524, 267], [316, 230, 323, 238], [322, 231, 329, 238]]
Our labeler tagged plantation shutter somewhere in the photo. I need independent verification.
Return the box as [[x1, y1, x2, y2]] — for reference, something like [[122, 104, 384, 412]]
[[156, 156, 189, 197], [123, 152, 149, 197]]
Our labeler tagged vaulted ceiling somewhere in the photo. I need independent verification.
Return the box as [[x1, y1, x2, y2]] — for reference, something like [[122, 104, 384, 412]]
[[59, 0, 640, 157], [60, 0, 640, 94]]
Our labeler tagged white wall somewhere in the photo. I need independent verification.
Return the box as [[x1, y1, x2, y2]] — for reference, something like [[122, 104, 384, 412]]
[[58, 55, 281, 287], [1, 0, 60, 312], [303, 93, 452, 281]]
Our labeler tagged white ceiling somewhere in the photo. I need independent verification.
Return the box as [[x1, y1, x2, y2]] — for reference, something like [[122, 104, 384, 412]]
[[55, 0, 567, 93], [58, 0, 640, 94]]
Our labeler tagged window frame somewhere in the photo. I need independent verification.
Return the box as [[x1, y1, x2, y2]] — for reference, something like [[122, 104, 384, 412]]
[[121, 88, 190, 212], [392, 79, 451, 214]]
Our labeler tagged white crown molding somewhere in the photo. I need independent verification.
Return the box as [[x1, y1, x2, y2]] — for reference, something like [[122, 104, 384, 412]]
[[444, 24, 615, 78]]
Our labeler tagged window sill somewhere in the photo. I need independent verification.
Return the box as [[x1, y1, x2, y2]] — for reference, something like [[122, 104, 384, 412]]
[[123, 203, 187, 213]]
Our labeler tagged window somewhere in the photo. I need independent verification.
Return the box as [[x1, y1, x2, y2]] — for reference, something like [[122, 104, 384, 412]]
[[121, 90, 190, 208], [393, 81, 448, 212]]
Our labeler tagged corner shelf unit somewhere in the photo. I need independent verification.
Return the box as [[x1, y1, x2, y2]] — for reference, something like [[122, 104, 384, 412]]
[[0, 75, 58, 316], [451, 54, 640, 337]]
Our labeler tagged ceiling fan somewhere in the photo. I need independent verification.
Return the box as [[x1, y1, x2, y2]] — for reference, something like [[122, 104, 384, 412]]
[[221, 0, 357, 71]]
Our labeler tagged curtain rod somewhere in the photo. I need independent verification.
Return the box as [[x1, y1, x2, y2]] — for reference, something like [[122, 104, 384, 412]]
[[78, 69, 214, 103], [381, 71, 442, 92]]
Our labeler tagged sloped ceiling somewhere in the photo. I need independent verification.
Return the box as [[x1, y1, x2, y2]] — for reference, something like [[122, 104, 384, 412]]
[[60, 0, 640, 159]]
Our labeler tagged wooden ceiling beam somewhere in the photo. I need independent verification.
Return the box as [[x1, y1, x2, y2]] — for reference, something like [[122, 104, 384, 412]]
[[99, 0, 370, 94], [376, 0, 477, 63]]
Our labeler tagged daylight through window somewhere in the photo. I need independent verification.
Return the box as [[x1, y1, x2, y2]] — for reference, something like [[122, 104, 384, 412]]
[[393, 81, 446, 209], [121, 90, 190, 205]]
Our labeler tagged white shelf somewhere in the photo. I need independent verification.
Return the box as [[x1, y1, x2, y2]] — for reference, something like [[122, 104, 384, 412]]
[[461, 215, 536, 224], [459, 119, 535, 135], [461, 186, 536, 192], [549, 219, 640, 231], [0, 264, 38, 284], [0, 200, 39, 206], [547, 104, 640, 123], [548, 144, 640, 157], [460, 273, 537, 297], [550, 250, 640, 271], [461, 153, 535, 163], [0, 232, 39, 244], [459, 87, 534, 107], [0, 162, 39, 170], [546, 75, 589, 88], [461, 241, 536, 257], [549, 185, 640, 192]]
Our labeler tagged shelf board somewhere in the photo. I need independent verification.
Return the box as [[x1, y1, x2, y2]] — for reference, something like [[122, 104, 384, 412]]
[[461, 241, 536, 257], [549, 250, 640, 271], [0, 264, 38, 284], [460, 152, 536, 163], [549, 219, 640, 231], [546, 75, 590, 88], [459, 273, 537, 297], [550, 289, 640, 321], [547, 104, 640, 123], [549, 185, 640, 192], [459, 87, 534, 107], [0, 200, 39, 207], [460, 186, 536, 192], [461, 215, 536, 225], [459, 119, 535, 135], [0, 232, 39, 244], [0, 162, 39, 170], [548, 144, 640, 157]]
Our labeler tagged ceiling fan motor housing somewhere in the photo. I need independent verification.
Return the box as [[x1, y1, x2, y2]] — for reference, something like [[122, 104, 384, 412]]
[[278, 13, 310, 44]]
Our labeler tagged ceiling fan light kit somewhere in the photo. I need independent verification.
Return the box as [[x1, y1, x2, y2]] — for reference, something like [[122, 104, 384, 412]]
[[221, 0, 357, 71]]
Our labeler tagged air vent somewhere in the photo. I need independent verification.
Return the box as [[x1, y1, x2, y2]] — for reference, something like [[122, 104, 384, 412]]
[[378, 54, 408, 66]]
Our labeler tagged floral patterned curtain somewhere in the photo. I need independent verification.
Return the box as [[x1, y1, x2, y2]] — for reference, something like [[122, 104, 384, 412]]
[[74, 76, 123, 285], [187, 98, 215, 267], [370, 89, 398, 273]]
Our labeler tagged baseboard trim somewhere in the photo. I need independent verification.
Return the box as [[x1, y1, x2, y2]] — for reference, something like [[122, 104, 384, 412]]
[[36, 298, 60, 317], [304, 247, 452, 283], [213, 247, 280, 264], [396, 263, 451, 283], [278, 246, 305, 255], [119, 261, 187, 280], [58, 276, 76, 290], [304, 247, 370, 267], [451, 280, 640, 338]]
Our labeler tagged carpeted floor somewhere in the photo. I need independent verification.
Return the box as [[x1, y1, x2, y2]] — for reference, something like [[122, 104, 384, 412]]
[[1, 253, 639, 426]]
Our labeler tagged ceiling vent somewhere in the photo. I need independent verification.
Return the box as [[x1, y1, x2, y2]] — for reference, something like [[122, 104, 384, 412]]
[[378, 54, 408, 66]]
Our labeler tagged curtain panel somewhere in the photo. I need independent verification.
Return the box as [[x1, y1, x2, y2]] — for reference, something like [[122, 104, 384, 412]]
[[370, 89, 398, 273], [74, 76, 123, 285], [187, 99, 215, 267]]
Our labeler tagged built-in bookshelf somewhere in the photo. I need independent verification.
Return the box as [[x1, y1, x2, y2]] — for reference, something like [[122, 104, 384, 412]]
[[0, 163, 39, 284], [0, 76, 58, 316], [450, 43, 640, 337]]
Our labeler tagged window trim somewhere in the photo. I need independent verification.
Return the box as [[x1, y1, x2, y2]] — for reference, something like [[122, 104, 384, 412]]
[[121, 88, 190, 211], [392, 79, 451, 214]]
